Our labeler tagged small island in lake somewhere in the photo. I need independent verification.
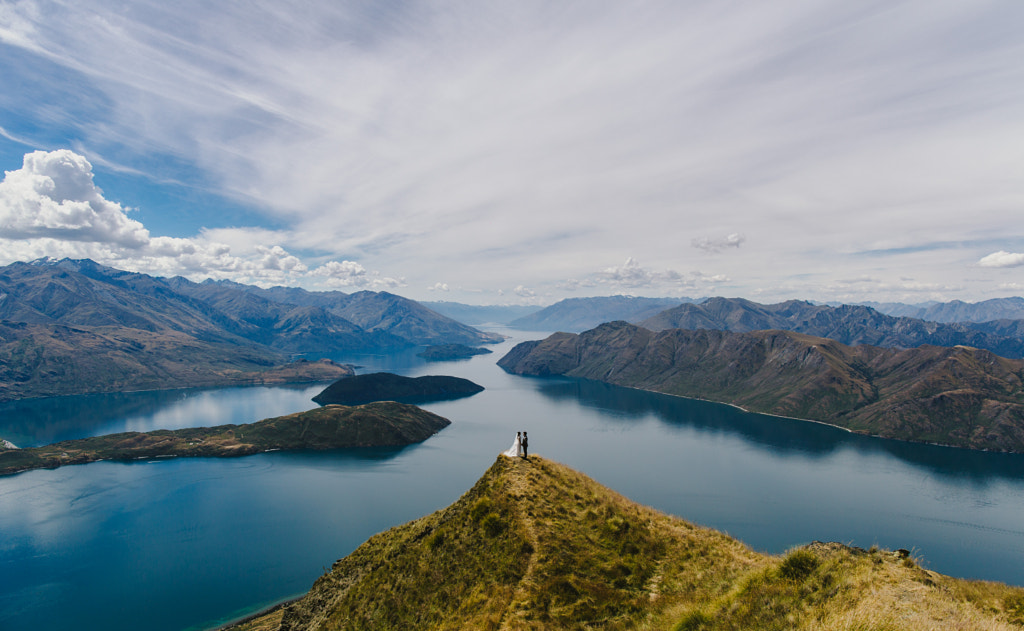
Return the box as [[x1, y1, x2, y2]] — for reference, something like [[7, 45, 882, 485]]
[[0, 401, 450, 476], [312, 372, 485, 405], [416, 343, 493, 361]]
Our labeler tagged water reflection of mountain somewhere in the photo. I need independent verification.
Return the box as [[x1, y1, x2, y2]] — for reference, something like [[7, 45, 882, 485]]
[[0, 383, 327, 448], [0, 389, 193, 447], [528, 376, 1024, 483]]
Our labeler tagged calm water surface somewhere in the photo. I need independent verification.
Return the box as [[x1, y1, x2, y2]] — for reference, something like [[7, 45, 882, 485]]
[[2, 328, 1024, 631]]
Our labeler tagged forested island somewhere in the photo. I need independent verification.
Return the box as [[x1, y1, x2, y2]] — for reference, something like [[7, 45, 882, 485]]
[[416, 343, 493, 361], [312, 372, 484, 405]]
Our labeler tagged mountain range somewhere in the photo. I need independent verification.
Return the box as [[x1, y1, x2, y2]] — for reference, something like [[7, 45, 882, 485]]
[[498, 321, 1024, 452], [497, 295, 1024, 349], [0, 258, 498, 400], [638, 297, 1024, 359], [860, 297, 1024, 323], [507, 295, 692, 332], [231, 456, 1024, 630]]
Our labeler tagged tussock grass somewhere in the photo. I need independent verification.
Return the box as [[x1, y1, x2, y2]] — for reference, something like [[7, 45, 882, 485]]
[[231, 457, 1024, 631]]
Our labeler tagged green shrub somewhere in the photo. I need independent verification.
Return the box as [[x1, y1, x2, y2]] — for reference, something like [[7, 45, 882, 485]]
[[1005, 592, 1024, 624], [470, 498, 493, 522], [673, 610, 712, 630], [426, 531, 445, 550], [780, 549, 819, 581], [480, 513, 505, 537]]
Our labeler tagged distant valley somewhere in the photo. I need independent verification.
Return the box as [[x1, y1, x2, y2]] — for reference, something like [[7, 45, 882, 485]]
[[507, 295, 691, 332]]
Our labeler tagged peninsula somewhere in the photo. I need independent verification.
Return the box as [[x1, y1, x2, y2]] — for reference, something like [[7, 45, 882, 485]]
[[0, 401, 450, 476], [228, 456, 1024, 630], [498, 321, 1024, 452], [311, 372, 484, 405], [416, 343, 493, 361]]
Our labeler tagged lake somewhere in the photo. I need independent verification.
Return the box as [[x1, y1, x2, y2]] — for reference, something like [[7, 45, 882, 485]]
[[2, 327, 1024, 631]]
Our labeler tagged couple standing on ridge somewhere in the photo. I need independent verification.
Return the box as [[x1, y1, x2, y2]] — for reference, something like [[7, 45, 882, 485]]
[[503, 431, 529, 459]]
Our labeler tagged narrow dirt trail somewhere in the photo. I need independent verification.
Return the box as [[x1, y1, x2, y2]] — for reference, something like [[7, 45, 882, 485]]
[[498, 456, 542, 631]]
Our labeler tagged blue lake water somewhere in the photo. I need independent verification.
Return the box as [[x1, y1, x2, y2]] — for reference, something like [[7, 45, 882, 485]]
[[2, 328, 1024, 631]]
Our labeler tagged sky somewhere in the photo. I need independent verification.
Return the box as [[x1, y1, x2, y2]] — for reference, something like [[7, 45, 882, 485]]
[[1, 0, 1022, 306]]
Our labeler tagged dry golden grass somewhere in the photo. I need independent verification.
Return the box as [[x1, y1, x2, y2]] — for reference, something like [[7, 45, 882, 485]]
[[226, 456, 1024, 631], [228, 609, 285, 631]]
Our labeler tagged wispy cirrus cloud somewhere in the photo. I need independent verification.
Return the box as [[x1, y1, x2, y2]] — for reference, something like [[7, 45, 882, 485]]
[[1, 2, 1022, 303]]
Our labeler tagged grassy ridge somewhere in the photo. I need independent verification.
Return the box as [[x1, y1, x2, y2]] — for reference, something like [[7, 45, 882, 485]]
[[0, 401, 449, 476], [229, 456, 1024, 630]]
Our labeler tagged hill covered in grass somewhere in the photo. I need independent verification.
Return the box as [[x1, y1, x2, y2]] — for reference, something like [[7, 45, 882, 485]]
[[498, 321, 1024, 452], [228, 455, 1024, 630], [0, 401, 448, 475]]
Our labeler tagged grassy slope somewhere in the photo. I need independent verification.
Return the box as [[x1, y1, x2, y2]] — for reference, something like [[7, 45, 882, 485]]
[[0, 401, 448, 475], [230, 456, 1024, 630], [0, 322, 354, 401]]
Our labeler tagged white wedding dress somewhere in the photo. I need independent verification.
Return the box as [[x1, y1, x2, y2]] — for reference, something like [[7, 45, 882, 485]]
[[503, 434, 523, 458]]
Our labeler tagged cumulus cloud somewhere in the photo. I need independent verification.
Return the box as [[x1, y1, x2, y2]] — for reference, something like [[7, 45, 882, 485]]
[[595, 258, 731, 293], [310, 259, 404, 289], [514, 285, 535, 297], [599, 258, 685, 288], [428, 282, 449, 292], [0, 150, 398, 289], [257, 245, 306, 272], [0, 150, 149, 247], [979, 251, 1024, 268], [692, 233, 746, 253]]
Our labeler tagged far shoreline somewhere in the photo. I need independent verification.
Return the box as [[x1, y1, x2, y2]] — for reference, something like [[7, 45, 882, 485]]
[[573, 377, 1024, 455]]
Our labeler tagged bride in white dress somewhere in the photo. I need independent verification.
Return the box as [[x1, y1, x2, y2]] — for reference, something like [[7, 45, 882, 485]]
[[503, 432, 523, 458]]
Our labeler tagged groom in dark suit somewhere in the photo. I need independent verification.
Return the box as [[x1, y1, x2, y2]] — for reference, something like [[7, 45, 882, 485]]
[[521, 431, 528, 459]]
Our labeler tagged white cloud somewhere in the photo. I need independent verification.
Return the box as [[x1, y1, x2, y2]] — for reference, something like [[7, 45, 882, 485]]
[[556, 278, 595, 292], [979, 251, 1024, 268], [0, 150, 398, 289], [310, 259, 404, 289], [692, 233, 746, 253], [599, 258, 684, 288], [428, 282, 449, 292], [592, 258, 734, 295], [514, 285, 535, 298], [0, 150, 149, 247], [2, 3, 1024, 303]]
